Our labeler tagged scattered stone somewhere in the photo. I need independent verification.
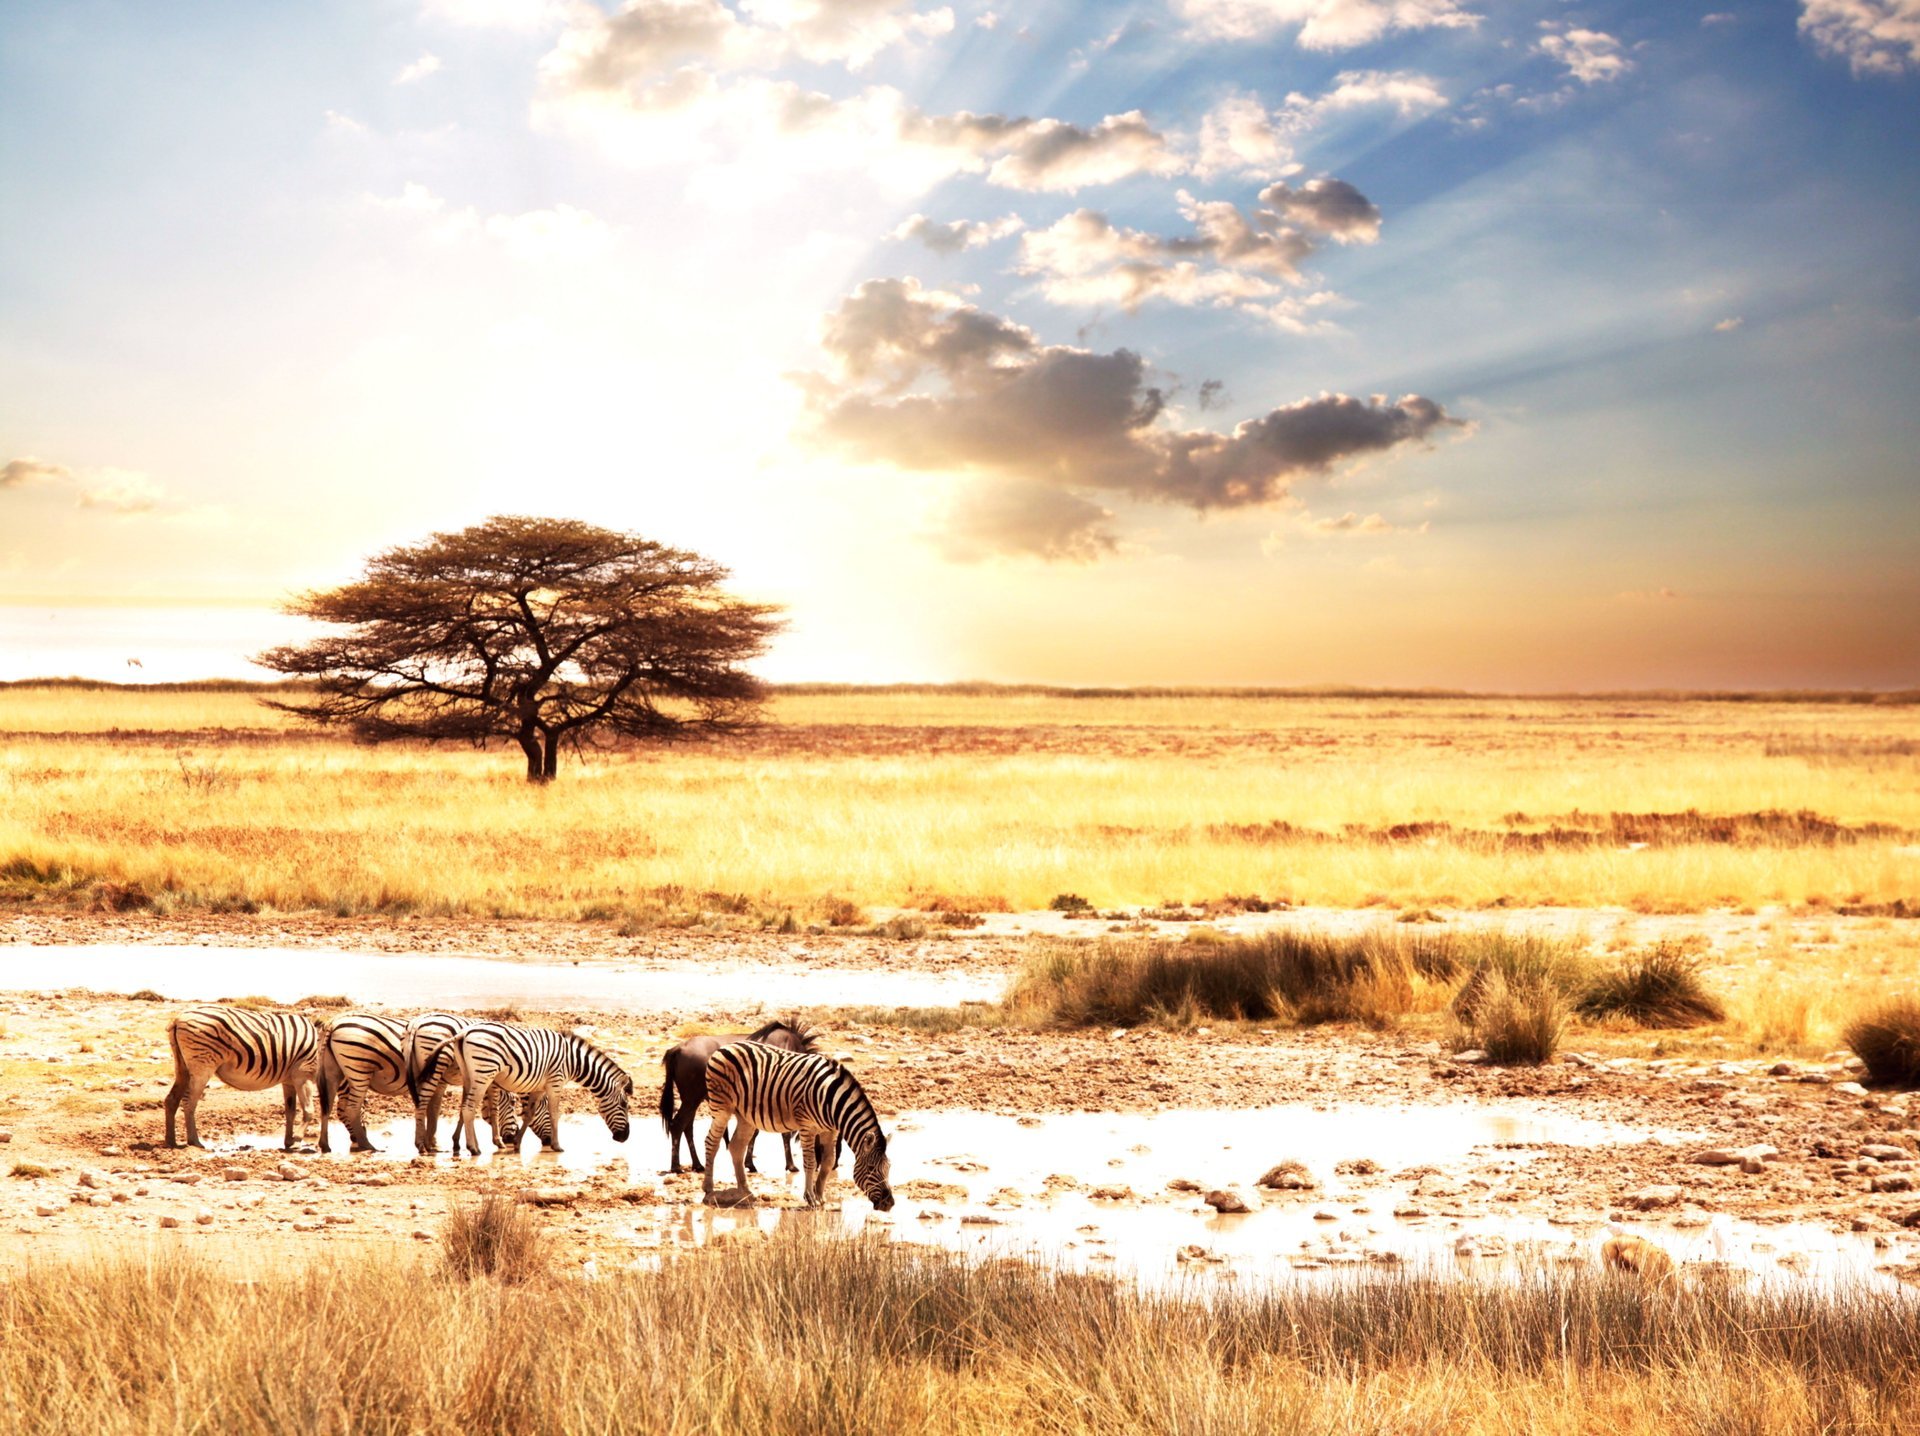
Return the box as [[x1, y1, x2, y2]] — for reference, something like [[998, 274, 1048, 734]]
[[85, 1193, 112, 1208], [1089, 1185, 1134, 1201], [273, 1162, 302, 1182], [1768, 1062, 1797, 1077], [194, 1210, 214, 1226], [1451, 1050, 1488, 1065], [33, 1204, 57, 1218], [1622, 1186, 1684, 1211], [1336, 1158, 1382, 1176], [516, 1187, 582, 1207], [1835, 1082, 1870, 1097], [99, 1145, 123, 1157], [1688, 1079, 1731, 1092], [291, 1219, 323, 1233], [1166, 1177, 1203, 1193], [1175, 1244, 1219, 1264], [1204, 1190, 1251, 1214], [323, 1213, 353, 1225], [1454, 1233, 1510, 1258], [168, 1171, 203, 1185], [77, 1170, 111, 1189], [1861, 1145, 1912, 1162], [1691, 1145, 1778, 1167], [350, 1173, 394, 1187], [0, 1132, 11, 1144], [223, 1166, 249, 1182], [958, 1212, 1003, 1226], [1392, 1202, 1429, 1219], [412, 1230, 433, 1241], [1255, 1161, 1318, 1191], [158, 1214, 182, 1229], [1311, 1207, 1338, 1221], [1872, 1175, 1916, 1194]]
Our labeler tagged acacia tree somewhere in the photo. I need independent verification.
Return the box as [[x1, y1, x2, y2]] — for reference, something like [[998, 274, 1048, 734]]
[[257, 516, 783, 782]]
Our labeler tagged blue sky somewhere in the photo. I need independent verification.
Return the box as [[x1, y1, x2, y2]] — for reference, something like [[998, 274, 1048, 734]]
[[2, 0, 1916, 686]]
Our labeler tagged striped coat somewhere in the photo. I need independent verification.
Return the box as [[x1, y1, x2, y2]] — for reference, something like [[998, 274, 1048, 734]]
[[164, 1005, 319, 1151], [701, 1044, 893, 1210], [450, 1022, 634, 1156], [318, 1012, 407, 1154]]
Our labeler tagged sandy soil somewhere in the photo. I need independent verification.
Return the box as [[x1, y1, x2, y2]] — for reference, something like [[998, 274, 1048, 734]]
[[2, 912, 1917, 1281]]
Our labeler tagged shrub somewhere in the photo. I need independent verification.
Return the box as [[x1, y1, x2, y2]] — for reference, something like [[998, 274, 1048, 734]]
[[1576, 943, 1726, 1028], [9, 1163, 51, 1179], [297, 994, 352, 1010], [1450, 935, 1590, 1026], [1467, 971, 1568, 1065], [443, 1195, 549, 1284], [1005, 929, 1476, 1030], [1844, 997, 1920, 1087], [1049, 893, 1092, 913]]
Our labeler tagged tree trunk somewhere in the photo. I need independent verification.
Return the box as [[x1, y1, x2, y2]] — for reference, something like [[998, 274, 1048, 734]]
[[519, 734, 546, 784], [541, 732, 560, 782]]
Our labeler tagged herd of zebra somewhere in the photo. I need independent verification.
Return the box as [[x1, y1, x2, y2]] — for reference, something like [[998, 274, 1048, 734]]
[[161, 1003, 894, 1211]]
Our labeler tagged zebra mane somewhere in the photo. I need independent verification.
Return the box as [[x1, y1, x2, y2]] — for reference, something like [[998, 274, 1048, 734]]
[[561, 1029, 630, 1084], [749, 1016, 817, 1050]]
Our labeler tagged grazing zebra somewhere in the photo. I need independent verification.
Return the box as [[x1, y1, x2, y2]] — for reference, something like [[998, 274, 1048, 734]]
[[404, 1013, 543, 1156], [318, 1012, 407, 1153], [446, 1023, 634, 1156], [164, 1004, 319, 1151], [658, 1018, 819, 1174], [701, 1045, 893, 1211]]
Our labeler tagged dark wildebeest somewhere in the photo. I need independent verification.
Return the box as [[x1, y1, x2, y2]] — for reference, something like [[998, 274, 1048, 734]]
[[659, 1019, 821, 1174]]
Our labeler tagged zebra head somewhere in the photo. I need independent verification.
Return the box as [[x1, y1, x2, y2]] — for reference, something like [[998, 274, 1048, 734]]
[[569, 1034, 634, 1143], [600, 1069, 635, 1143], [853, 1133, 893, 1212]]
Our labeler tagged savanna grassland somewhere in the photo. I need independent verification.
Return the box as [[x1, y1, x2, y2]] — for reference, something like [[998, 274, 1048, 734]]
[[2, 681, 1917, 920]]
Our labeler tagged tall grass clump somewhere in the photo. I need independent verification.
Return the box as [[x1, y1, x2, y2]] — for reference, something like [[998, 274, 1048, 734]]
[[0, 1241, 1917, 1434], [443, 1195, 550, 1284], [1462, 969, 1569, 1064], [1576, 942, 1727, 1028], [1843, 997, 1920, 1087], [1005, 929, 1474, 1029]]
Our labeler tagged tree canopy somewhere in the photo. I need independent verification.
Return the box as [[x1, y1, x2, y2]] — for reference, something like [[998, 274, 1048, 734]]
[[257, 516, 783, 781]]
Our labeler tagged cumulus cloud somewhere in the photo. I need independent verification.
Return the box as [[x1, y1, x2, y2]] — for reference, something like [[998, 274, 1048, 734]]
[[3, 456, 175, 516], [1279, 68, 1449, 127], [369, 183, 615, 260], [395, 53, 444, 84], [1537, 26, 1633, 84], [744, 0, 956, 67], [1195, 93, 1297, 177], [891, 212, 1024, 252], [537, 3, 1181, 191], [938, 479, 1120, 562], [1, 457, 71, 489], [1016, 179, 1376, 327], [1172, 0, 1479, 49], [1799, 0, 1920, 75], [799, 279, 1466, 558], [1713, 316, 1743, 333]]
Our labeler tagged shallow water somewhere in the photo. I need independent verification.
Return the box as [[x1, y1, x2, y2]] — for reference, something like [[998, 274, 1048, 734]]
[[0, 943, 999, 1014], [260, 1102, 1913, 1293]]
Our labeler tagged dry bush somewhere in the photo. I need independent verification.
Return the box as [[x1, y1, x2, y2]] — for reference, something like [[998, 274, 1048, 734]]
[[1844, 998, 1920, 1087], [0, 1242, 1917, 1434], [1576, 943, 1727, 1028], [1462, 970, 1568, 1065], [1005, 929, 1486, 1030], [443, 1195, 550, 1284]]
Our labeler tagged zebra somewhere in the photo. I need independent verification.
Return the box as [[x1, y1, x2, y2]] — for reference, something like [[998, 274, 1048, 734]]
[[700, 1044, 893, 1211], [658, 1018, 820, 1175], [404, 1013, 545, 1156], [445, 1022, 634, 1156], [318, 1012, 407, 1153], [164, 1004, 319, 1151]]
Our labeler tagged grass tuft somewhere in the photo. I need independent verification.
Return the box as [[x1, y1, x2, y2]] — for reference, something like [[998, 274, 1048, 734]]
[[1843, 997, 1920, 1087], [1576, 942, 1727, 1028], [443, 1195, 550, 1284], [1464, 971, 1568, 1064]]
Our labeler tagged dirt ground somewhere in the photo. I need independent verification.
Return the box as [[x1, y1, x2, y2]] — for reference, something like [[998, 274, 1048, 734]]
[[2, 912, 1917, 1281]]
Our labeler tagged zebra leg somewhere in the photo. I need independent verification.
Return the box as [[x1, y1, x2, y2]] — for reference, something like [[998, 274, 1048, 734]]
[[536, 1086, 560, 1152], [345, 1081, 378, 1153], [814, 1136, 835, 1206], [726, 1120, 758, 1205], [745, 1122, 759, 1175], [317, 1063, 337, 1155], [456, 1076, 489, 1158], [783, 1132, 798, 1174], [801, 1134, 819, 1206], [280, 1080, 302, 1151], [701, 1108, 730, 1203]]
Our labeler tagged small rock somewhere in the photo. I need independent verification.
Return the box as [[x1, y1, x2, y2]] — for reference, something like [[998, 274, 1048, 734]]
[[1622, 1186, 1684, 1211], [1451, 1050, 1487, 1064], [1175, 1244, 1217, 1263], [958, 1212, 1003, 1226], [168, 1172, 203, 1185], [33, 1204, 57, 1218], [1768, 1061, 1797, 1077], [1835, 1082, 1870, 1097], [1861, 1145, 1911, 1162], [1336, 1158, 1382, 1176], [1311, 1207, 1338, 1221], [1255, 1160, 1318, 1191], [1166, 1177, 1203, 1193], [351, 1173, 394, 1187], [77, 1170, 111, 1189], [1204, 1190, 1251, 1214], [158, 1214, 182, 1229], [412, 1230, 434, 1241], [85, 1193, 112, 1208], [323, 1213, 354, 1225], [1089, 1184, 1134, 1201], [0, 1131, 12, 1144], [516, 1187, 582, 1207], [223, 1167, 249, 1182], [1691, 1145, 1778, 1167], [194, 1210, 214, 1226], [1740, 1158, 1767, 1175], [99, 1145, 123, 1157], [1688, 1078, 1731, 1092], [1392, 1202, 1429, 1219], [1872, 1174, 1917, 1194], [291, 1219, 323, 1233]]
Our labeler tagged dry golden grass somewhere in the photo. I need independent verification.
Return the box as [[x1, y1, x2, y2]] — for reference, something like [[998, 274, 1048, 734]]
[[1, 1236, 1915, 1436], [1, 684, 1916, 917]]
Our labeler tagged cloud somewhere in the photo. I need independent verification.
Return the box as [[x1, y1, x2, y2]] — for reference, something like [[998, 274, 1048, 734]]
[[369, 184, 615, 260], [937, 479, 1120, 562], [1799, 0, 1920, 75], [395, 53, 444, 84], [1279, 69, 1450, 126], [1537, 26, 1633, 85], [800, 278, 1466, 558], [1172, 0, 1479, 50], [1713, 316, 1743, 333], [536, 4, 1181, 191], [1015, 180, 1376, 326], [1306, 510, 1418, 535], [3, 456, 175, 516], [0, 457, 71, 489], [744, 0, 957, 68], [1194, 93, 1297, 177], [891, 212, 1025, 253]]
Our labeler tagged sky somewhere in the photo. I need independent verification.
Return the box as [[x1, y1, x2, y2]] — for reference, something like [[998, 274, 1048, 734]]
[[1, 0, 1917, 688]]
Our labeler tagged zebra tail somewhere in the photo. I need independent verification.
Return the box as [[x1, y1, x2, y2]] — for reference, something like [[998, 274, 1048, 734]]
[[658, 1049, 679, 1133], [166, 1015, 187, 1080]]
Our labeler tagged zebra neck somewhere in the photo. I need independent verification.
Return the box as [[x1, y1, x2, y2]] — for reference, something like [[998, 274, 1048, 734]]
[[561, 1040, 606, 1092]]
